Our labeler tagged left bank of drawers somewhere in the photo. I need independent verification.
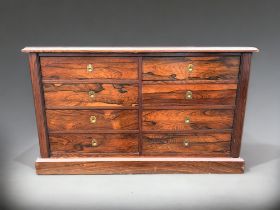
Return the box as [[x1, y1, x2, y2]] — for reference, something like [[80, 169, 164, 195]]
[[40, 57, 139, 156]]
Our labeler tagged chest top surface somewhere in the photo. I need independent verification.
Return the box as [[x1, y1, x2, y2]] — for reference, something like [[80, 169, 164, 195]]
[[22, 46, 259, 53]]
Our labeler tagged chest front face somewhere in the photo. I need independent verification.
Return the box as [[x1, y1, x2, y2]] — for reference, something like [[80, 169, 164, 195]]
[[23, 47, 257, 174]]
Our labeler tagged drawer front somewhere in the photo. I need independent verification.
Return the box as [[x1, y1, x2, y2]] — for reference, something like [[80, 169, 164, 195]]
[[143, 84, 237, 106], [44, 83, 138, 108], [142, 133, 231, 156], [142, 110, 234, 131], [142, 56, 240, 81], [46, 110, 138, 131], [50, 133, 139, 154], [41, 57, 138, 80]]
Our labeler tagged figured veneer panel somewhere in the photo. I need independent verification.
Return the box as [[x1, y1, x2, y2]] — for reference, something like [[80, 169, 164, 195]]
[[28, 53, 50, 157], [231, 53, 252, 157], [46, 110, 138, 131], [142, 56, 240, 81], [143, 83, 237, 106], [142, 133, 231, 156], [142, 110, 234, 131], [40, 57, 138, 80], [50, 133, 139, 154], [143, 57, 187, 81], [44, 83, 138, 108]]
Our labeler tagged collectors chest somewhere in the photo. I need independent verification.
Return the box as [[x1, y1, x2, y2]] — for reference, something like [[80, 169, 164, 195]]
[[22, 47, 258, 174]]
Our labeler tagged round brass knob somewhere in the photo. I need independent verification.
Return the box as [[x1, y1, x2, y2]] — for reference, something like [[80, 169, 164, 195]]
[[87, 64, 93, 72], [90, 115, 97, 124], [183, 140, 189, 147], [185, 117, 190, 124], [88, 90, 95, 98], [91, 139, 98, 147]]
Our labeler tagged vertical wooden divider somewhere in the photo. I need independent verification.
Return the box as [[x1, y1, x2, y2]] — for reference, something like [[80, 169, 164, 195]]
[[138, 57, 143, 155]]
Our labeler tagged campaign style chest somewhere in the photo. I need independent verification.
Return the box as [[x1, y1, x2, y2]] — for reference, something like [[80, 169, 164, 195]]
[[22, 47, 258, 174]]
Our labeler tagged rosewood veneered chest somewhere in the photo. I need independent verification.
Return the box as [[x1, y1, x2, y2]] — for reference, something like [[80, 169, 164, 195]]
[[22, 47, 258, 174]]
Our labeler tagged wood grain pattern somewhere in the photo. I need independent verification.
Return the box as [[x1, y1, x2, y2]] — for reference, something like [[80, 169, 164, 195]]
[[143, 80, 238, 85], [138, 57, 143, 155], [51, 153, 140, 158], [143, 56, 240, 81], [44, 83, 138, 108], [28, 53, 50, 157], [35, 157, 245, 174], [142, 110, 234, 131], [40, 57, 138, 80], [50, 130, 139, 134], [43, 79, 138, 84], [143, 105, 235, 110], [142, 133, 231, 156], [49, 133, 139, 155], [143, 84, 237, 106], [46, 110, 138, 131], [231, 53, 252, 157], [142, 130, 232, 134]]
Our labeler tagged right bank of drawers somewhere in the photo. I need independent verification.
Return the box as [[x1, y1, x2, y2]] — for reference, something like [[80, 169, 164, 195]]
[[142, 56, 240, 156]]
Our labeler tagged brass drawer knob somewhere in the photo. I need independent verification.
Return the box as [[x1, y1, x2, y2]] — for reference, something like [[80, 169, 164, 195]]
[[183, 140, 189, 147], [88, 90, 95, 98], [91, 139, 98, 147], [87, 64, 93, 72], [186, 90, 192, 99], [187, 64, 193, 72], [185, 117, 190, 124], [90, 115, 97, 124]]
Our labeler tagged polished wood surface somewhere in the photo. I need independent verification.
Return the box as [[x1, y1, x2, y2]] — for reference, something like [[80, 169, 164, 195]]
[[22, 46, 259, 53], [46, 110, 138, 131], [49, 133, 139, 154], [142, 109, 234, 131], [142, 133, 231, 156], [138, 57, 144, 155], [41, 57, 138, 80], [143, 56, 240, 81], [143, 84, 237, 106], [23, 47, 257, 174], [44, 83, 138, 108], [231, 53, 252, 157], [36, 157, 245, 174], [28, 53, 50, 157]]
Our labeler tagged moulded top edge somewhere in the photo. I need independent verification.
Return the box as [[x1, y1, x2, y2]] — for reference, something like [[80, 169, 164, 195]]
[[21, 46, 259, 53]]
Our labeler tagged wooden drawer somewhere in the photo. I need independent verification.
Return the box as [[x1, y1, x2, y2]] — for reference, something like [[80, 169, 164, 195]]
[[143, 56, 240, 82], [44, 83, 138, 108], [41, 57, 138, 80], [142, 110, 234, 131], [46, 110, 138, 131], [143, 83, 237, 107], [50, 133, 139, 155], [142, 133, 231, 156]]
